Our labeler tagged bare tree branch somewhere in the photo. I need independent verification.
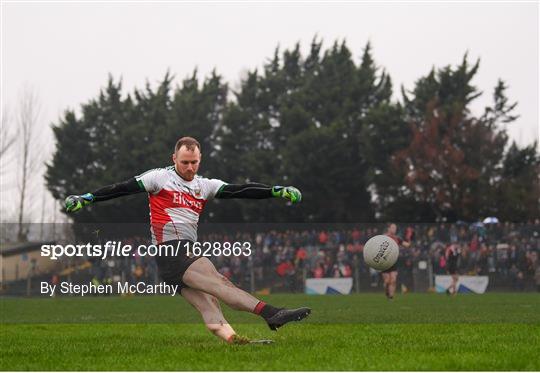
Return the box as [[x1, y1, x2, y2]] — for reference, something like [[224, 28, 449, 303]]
[[1, 107, 17, 157], [16, 86, 43, 240]]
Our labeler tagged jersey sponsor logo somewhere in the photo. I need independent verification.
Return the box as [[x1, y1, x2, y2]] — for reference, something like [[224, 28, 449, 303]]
[[171, 191, 205, 213], [151, 189, 207, 215]]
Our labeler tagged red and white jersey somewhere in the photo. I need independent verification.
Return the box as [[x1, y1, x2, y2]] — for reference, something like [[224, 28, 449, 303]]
[[136, 166, 225, 244], [386, 233, 402, 246]]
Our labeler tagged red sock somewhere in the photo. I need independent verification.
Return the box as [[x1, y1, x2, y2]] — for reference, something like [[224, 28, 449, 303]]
[[253, 301, 266, 315], [253, 301, 280, 319]]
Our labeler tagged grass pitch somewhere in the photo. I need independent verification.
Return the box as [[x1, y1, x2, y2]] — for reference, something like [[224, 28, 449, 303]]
[[1, 293, 539, 370]]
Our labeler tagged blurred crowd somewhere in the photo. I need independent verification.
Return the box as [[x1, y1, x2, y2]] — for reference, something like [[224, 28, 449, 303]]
[[81, 221, 540, 292]]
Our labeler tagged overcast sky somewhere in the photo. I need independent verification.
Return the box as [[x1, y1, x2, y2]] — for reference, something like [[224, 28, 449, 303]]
[[1, 1, 539, 222]]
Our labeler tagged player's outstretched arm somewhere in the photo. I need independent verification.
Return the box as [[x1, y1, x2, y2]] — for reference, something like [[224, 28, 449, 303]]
[[65, 178, 145, 212], [215, 183, 302, 203]]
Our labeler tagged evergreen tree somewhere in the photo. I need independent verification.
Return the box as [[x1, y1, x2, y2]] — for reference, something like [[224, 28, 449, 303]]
[[393, 57, 531, 221], [216, 39, 391, 222], [46, 43, 538, 227], [497, 141, 540, 220]]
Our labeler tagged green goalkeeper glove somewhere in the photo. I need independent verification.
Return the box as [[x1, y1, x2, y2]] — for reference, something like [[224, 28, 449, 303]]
[[65, 193, 94, 212], [272, 186, 302, 204]]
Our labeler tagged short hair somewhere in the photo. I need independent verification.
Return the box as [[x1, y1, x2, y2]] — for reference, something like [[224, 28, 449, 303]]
[[175, 137, 201, 153]]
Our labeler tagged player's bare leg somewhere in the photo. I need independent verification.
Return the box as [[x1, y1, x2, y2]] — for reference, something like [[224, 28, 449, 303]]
[[183, 258, 259, 311], [382, 272, 391, 299], [181, 287, 238, 343], [183, 258, 311, 330], [450, 274, 458, 295], [388, 271, 397, 299], [382, 271, 397, 299]]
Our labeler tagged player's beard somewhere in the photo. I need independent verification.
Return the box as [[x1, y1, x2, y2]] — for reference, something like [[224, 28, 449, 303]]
[[174, 165, 196, 181], [180, 171, 195, 181]]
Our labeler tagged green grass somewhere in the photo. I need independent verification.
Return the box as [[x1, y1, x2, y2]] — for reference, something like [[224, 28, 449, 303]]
[[1, 293, 539, 370]]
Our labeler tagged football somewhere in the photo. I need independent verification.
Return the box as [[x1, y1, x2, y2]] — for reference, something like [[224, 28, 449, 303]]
[[363, 234, 399, 271]]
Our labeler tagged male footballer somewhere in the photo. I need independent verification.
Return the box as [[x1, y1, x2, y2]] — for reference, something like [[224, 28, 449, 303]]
[[381, 223, 410, 299], [65, 137, 311, 344], [445, 243, 460, 295]]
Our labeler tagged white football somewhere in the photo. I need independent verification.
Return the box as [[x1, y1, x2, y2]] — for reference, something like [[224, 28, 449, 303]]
[[363, 234, 399, 271]]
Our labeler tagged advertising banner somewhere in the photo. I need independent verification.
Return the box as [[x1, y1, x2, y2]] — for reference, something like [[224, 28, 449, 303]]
[[435, 275, 489, 294], [305, 278, 353, 295]]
